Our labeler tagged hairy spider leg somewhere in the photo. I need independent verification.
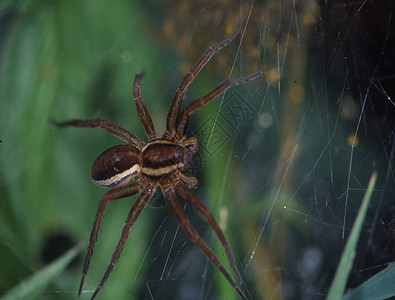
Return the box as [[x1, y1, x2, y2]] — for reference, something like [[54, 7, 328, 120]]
[[160, 180, 247, 300], [165, 28, 241, 136], [133, 72, 157, 141], [78, 182, 141, 297], [90, 186, 155, 300], [175, 170, 199, 188], [181, 136, 198, 149], [176, 71, 262, 138], [53, 118, 145, 149], [174, 180, 242, 284]]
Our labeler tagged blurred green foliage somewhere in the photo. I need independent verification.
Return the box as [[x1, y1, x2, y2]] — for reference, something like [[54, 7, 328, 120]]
[[0, 1, 165, 299]]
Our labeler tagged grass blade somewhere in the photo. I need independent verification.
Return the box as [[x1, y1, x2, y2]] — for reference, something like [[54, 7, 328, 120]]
[[0, 243, 82, 300], [326, 171, 377, 300], [343, 262, 395, 300]]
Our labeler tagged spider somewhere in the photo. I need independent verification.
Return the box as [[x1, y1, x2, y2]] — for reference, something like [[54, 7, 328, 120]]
[[54, 28, 262, 300]]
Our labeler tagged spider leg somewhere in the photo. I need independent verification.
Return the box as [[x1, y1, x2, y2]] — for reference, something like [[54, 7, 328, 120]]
[[90, 185, 155, 300], [175, 170, 199, 189], [52, 118, 145, 150], [133, 72, 157, 140], [181, 136, 198, 153], [176, 71, 262, 138], [160, 181, 246, 300], [78, 182, 141, 297], [165, 28, 241, 137], [174, 179, 242, 283]]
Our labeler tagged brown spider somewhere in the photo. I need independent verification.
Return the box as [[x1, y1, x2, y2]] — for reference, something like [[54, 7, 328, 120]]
[[54, 28, 261, 299]]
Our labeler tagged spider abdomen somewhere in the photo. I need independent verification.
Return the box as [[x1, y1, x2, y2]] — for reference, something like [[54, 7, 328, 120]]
[[91, 144, 140, 188], [141, 139, 187, 177]]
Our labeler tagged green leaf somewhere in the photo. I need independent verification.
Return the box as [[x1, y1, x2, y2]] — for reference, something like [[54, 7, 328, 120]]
[[343, 262, 395, 300], [0, 243, 82, 300], [326, 171, 377, 300]]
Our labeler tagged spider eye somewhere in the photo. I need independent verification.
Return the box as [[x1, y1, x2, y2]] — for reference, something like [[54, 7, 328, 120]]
[[91, 144, 140, 188]]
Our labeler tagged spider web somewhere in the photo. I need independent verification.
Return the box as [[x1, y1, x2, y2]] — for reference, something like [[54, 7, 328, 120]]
[[135, 1, 395, 300]]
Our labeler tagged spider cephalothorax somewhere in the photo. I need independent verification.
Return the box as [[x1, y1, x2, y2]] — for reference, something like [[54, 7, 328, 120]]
[[54, 28, 262, 300]]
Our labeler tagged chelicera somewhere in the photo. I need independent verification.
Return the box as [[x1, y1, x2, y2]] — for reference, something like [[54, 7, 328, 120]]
[[54, 28, 262, 299]]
